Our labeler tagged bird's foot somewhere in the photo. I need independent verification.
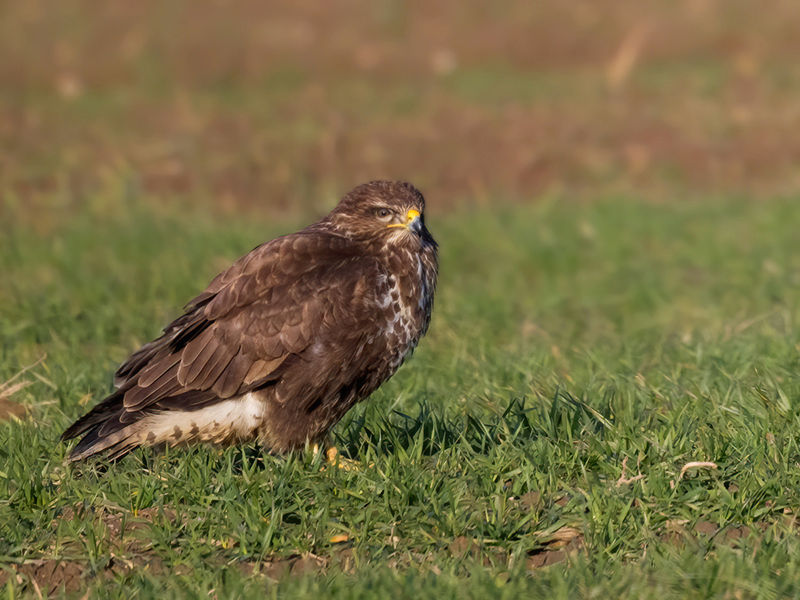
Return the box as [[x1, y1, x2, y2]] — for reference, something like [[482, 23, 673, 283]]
[[313, 444, 360, 471], [325, 447, 362, 471]]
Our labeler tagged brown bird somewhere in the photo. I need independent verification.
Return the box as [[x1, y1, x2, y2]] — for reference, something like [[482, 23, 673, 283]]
[[62, 181, 438, 462]]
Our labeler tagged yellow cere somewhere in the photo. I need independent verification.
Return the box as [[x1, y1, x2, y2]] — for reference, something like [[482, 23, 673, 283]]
[[387, 209, 421, 229]]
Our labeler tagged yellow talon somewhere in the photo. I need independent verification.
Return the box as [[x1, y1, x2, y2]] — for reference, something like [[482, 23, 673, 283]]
[[314, 444, 361, 471], [325, 446, 339, 464], [326, 446, 361, 471]]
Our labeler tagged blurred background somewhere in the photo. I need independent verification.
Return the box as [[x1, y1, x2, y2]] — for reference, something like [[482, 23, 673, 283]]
[[3, 0, 800, 224]]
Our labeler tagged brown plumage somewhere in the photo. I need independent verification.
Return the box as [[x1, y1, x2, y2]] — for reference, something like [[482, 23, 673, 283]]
[[62, 181, 438, 461]]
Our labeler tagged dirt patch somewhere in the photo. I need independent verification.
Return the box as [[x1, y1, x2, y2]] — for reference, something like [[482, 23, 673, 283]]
[[53, 503, 183, 558], [526, 548, 573, 569], [444, 526, 585, 571], [0, 398, 26, 422], [519, 491, 543, 512], [57, 503, 180, 533], [0, 370, 35, 422], [527, 526, 585, 570], [0, 554, 192, 595], [0, 360, 45, 421], [0, 501, 186, 594], [659, 518, 779, 550], [449, 536, 477, 558], [1, 504, 329, 593], [0, 560, 85, 596]]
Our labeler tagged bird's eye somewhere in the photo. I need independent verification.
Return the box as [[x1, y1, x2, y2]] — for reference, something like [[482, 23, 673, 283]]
[[374, 207, 392, 219]]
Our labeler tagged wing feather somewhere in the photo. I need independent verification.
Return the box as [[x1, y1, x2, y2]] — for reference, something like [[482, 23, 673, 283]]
[[180, 333, 225, 387], [177, 327, 217, 383], [188, 342, 237, 391], [137, 352, 181, 388], [212, 350, 252, 398], [122, 364, 182, 412]]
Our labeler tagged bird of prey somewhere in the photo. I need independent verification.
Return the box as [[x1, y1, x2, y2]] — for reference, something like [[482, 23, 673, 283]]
[[62, 181, 438, 462]]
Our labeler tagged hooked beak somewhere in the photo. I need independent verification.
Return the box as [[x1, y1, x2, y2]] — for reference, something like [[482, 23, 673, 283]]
[[387, 209, 422, 234]]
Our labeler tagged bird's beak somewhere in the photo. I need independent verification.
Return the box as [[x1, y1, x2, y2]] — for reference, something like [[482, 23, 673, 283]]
[[388, 209, 422, 233], [406, 209, 422, 234]]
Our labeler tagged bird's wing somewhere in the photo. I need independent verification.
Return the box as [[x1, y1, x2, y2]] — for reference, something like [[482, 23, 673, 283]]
[[64, 230, 385, 440]]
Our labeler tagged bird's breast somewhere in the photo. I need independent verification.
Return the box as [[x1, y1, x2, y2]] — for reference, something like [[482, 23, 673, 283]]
[[379, 253, 436, 369]]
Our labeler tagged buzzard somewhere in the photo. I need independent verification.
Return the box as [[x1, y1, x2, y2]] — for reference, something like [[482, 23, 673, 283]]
[[62, 181, 438, 462]]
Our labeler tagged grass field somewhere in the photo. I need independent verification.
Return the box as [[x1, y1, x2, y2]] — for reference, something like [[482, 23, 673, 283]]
[[4, 0, 800, 597], [2, 194, 799, 598]]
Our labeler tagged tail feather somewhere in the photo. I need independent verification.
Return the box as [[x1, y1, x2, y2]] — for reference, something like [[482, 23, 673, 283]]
[[61, 386, 152, 461], [67, 421, 148, 462], [61, 389, 127, 442]]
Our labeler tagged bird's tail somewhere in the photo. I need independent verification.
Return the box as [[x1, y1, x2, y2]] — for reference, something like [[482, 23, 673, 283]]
[[61, 390, 150, 461], [62, 389, 244, 461]]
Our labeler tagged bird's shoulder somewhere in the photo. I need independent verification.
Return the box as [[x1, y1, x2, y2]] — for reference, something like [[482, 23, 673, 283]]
[[180, 229, 381, 319]]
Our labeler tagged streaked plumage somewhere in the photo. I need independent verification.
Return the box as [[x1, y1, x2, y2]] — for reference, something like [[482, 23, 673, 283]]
[[62, 181, 438, 461]]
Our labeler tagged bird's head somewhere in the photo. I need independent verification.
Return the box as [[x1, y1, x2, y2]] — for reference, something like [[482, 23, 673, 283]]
[[326, 180, 437, 249]]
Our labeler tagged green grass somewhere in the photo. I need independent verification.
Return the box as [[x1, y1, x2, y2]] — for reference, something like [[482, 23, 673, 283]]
[[2, 193, 800, 598]]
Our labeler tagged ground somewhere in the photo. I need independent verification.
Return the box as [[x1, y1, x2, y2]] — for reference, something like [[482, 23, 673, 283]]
[[2, 1, 800, 598]]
